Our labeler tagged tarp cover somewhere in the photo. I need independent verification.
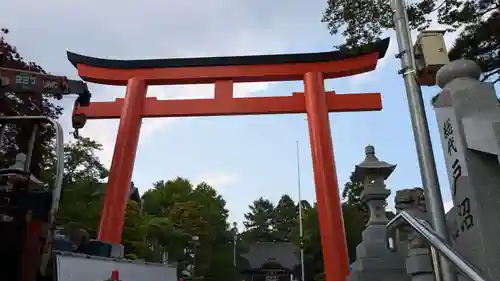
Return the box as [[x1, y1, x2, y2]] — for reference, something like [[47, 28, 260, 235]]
[[55, 252, 177, 281]]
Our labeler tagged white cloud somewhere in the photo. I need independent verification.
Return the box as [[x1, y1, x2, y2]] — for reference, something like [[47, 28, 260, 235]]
[[234, 83, 272, 97], [196, 172, 239, 188]]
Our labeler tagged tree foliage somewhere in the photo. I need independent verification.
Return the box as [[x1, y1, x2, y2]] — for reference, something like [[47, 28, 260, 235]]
[[53, 134, 238, 281], [300, 203, 324, 281], [243, 197, 277, 242], [341, 171, 366, 212], [56, 137, 109, 236], [140, 178, 236, 281], [274, 194, 299, 242], [62, 137, 108, 183], [0, 28, 63, 176], [322, 0, 500, 83], [240, 182, 381, 277], [448, 10, 500, 83]]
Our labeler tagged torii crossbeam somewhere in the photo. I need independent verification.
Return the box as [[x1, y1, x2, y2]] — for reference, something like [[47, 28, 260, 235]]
[[67, 37, 390, 281]]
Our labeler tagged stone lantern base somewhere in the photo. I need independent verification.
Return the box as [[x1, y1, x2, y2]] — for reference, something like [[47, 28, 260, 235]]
[[347, 225, 410, 281]]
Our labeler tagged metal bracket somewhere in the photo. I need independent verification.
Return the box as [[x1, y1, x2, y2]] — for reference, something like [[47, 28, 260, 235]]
[[395, 50, 407, 59]]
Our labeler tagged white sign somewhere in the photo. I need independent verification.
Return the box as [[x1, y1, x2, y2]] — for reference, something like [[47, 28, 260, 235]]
[[435, 106, 469, 197], [265, 276, 279, 281]]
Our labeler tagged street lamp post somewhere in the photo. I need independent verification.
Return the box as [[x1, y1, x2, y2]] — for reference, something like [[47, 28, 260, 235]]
[[232, 222, 238, 267], [296, 141, 305, 281]]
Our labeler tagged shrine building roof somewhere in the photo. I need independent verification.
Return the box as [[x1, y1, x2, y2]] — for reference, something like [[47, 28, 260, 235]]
[[240, 242, 300, 271]]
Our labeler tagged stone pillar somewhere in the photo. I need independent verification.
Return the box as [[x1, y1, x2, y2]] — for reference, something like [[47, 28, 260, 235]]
[[433, 59, 500, 281], [347, 145, 409, 281], [395, 188, 435, 281]]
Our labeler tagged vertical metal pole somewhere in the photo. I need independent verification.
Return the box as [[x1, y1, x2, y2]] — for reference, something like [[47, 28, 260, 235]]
[[296, 141, 305, 281], [232, 221, 238, 266], [431, 246, 443, 281], [391, 1, 457, 281], [0, 123, 5, 169], [193, 242, 197, 279], [24, 124, 38, 172], [233, 238, 236, 266], [0, 124, 6, 144]]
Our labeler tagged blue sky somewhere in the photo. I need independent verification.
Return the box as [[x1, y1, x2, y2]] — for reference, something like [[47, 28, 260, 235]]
[[3, 0, 459, 225]]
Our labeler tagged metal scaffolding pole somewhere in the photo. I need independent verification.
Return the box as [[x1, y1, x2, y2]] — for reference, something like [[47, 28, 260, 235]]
[[390, 0, 457, 281], [296, 141, 305, 281]]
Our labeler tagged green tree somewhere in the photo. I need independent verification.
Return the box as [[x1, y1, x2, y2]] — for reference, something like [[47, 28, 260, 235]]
[[321, 0, 500, 84], [56, 138, 108, 236], [240, 196, 324, 281], [341, 203, 367, 263], [449, 11, 500, 83], [341, 171, 366, 213], [141, 177, 235, 281], [48, 136, 238, 274], [62, 137, 109, 184], [242, 197, 277, 242], [274, 194, 299, 242], [0, 28, 63, 176], [122, 200, 150, 259], [301, 203, 324, 281], [55, 137, 150, 258], [299, 199, 312, 210], [298, 201, 367, 275]]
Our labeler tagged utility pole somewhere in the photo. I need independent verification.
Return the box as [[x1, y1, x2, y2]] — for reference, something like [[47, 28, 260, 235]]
[[232, 222, 238, 267], [296, 141, 305, 281], [391, 1, 457, 281]]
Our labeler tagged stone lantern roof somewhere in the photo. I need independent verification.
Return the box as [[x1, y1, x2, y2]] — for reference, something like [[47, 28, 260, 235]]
[[354, 145, 396, 181]]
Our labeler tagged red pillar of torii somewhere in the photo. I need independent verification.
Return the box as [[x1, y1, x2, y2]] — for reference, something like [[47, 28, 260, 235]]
[[67, 38, 389, 281]]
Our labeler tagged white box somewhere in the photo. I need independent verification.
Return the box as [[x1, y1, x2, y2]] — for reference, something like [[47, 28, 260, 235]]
[[414, 30, 450, 73]]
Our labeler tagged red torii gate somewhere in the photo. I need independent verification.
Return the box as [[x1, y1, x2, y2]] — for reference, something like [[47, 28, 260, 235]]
[[67, 37, 389, 281]]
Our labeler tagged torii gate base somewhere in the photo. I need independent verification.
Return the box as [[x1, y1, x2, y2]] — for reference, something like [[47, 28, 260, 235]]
[[68, 38, 389, 281]]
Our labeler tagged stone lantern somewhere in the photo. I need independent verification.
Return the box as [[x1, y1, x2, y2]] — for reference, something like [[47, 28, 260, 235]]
[[354, 145, 395, 226], [347, 145, 409, 281]]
